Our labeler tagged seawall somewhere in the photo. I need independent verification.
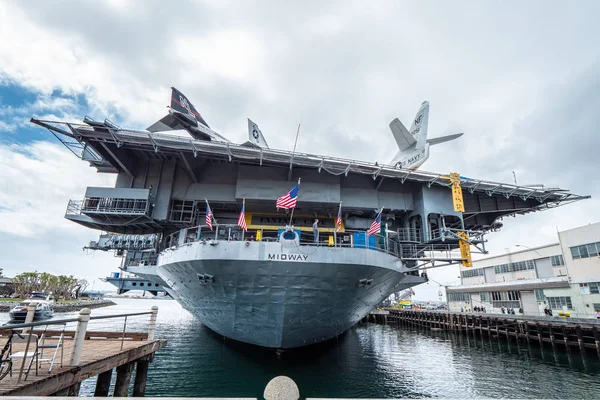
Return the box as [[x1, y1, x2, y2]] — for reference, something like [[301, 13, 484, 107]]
[[0, 299, 116, 312]]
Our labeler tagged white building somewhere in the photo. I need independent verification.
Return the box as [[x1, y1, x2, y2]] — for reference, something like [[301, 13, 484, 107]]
[[446, 222, 600, 318]]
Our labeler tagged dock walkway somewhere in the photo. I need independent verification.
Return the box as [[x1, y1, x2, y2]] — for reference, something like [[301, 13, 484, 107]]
[[0, 306, 165, 396]]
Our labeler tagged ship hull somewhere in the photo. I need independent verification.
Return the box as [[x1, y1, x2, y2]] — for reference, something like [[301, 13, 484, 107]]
[[154, 241, 425, 348]]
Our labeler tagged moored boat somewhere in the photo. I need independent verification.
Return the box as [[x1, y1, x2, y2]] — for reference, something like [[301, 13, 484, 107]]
[[9, 296, 55, 322]]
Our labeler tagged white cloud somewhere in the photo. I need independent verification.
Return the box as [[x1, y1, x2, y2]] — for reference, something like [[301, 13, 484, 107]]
[[0, 141, 115, 237]]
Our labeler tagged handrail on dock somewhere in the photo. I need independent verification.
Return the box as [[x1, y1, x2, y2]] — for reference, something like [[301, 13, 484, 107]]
[[1, 305, 159, 372]]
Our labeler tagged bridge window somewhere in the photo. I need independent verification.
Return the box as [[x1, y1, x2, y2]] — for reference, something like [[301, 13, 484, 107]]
[[480, 292, 489, 302]]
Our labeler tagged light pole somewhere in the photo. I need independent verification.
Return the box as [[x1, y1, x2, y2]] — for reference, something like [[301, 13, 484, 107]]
[[515, 244, 542, 256]]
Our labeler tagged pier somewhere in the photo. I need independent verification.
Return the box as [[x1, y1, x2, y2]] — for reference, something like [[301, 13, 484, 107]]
[[369, 309, 600, 358], [0, 306, 165, 396]]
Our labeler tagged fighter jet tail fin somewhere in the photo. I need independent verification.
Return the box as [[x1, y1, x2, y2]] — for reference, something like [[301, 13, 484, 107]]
[[243, 118, 269, 148], [389, 118, 416, 152], [169, 87, 210, 128], [146, 87, 210, 133]]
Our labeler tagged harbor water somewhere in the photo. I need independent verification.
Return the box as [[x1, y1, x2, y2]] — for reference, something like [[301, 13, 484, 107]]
[[2, 298, 599, 398]]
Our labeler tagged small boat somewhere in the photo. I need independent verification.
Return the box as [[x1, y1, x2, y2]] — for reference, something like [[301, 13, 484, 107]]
[[9, 296, 55, 322]]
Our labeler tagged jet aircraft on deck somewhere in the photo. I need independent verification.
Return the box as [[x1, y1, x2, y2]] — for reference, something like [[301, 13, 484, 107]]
[[146, 88, 461, 169]]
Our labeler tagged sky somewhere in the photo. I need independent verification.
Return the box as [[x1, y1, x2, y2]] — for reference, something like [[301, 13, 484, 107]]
[[0, 0, 599, 300]]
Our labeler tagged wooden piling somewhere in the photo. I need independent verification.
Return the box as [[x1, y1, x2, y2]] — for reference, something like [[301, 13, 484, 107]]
[[561, 326, 570, 352], [68, 382, 81, 396], [133, 359, 150, 397], [593, 327, 600, 359], [575, 325, 585, 355], [94, 368, 113, 397], [114, 362, 134, 397], [548, 325, 557, 352]]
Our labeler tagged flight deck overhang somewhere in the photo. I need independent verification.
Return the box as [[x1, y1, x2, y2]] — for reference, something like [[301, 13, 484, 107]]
[[31, 117, 590, 226]]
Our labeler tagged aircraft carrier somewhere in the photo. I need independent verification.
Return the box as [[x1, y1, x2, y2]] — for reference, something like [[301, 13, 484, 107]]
[[30, 89, 588, 348]]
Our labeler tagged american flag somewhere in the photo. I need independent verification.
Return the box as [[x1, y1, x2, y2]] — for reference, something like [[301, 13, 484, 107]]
[[276, 181, 300, 209], [237, 199, 247, 232], [367, 208, 383, 236], [205, 201, 213, 231], [335, 202, 343, 232]]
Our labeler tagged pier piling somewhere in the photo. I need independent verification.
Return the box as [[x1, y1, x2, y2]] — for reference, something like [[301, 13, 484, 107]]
[[133, 358, 150, 397], [377, 309, 600, 359], [115, 361, 135, 397], [94, 369, 113, 397]]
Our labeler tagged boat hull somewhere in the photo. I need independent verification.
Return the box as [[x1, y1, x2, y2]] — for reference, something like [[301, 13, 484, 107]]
[[9, 310, 54, 321], [155, 241, 425, 348]]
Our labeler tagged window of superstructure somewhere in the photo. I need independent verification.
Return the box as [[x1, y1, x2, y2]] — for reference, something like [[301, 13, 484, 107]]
[[480, 292, 489, 302], [546, 296, 573, 309], [550, 255, 564, 266]]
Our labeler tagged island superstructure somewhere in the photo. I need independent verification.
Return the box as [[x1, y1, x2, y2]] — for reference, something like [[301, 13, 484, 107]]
[[30, 89, 588, 348]]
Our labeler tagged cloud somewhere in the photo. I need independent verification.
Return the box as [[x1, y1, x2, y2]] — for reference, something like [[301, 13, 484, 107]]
[[0, 141, 115, 237], [0, 0, 598, 299]]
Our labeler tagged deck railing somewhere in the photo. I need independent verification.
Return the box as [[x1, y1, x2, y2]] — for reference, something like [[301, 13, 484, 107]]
[[159, 224, 463, 263]]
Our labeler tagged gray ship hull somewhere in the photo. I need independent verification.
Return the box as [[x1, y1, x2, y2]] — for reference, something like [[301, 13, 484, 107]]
[[154, 241, 424, 348]]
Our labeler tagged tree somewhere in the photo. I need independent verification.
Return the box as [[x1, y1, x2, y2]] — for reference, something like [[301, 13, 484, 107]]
[[0, 268, 3, 278], [12, 271, 90, 300]]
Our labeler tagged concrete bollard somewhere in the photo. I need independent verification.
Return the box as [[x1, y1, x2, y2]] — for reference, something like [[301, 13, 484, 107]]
[[148, 306, 158, 341], [23, 301, 38, 332], [264, 376, 299, 400], [69, 308, 91, 366]]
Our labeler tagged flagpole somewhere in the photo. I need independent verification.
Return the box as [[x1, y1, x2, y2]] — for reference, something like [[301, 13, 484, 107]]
[[288, 178, 300, 227], [205, 198, 216, 238], [241, 198, 245, 241], [334, 201, 342, 247]]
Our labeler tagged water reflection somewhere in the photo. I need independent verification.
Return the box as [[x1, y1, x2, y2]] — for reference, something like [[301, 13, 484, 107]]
[[2, 299, 599, 398]]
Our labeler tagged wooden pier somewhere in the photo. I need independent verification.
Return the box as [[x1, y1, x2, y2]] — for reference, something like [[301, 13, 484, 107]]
[[367, 309, 600, 358], [0, 306, 165, 396]]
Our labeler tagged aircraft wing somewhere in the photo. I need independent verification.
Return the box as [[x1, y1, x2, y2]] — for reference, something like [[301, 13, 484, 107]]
[[389, 118, 416, 151], [147, 113, 180, 132], [427, 133, 463, 146]]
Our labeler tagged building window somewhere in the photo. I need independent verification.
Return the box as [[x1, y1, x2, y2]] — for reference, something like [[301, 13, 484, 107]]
[[461, 269, 484, 278], [550, 255, 564, 266], [448, 293, 470, 302], [586, 282, 600, 294], [489, 291, 520, 308], [494, 260, 535, 274], [546, 296, 573, 309], [579, 283, 590, 294], [535, 289, 545, 301], [480, 292, 489, 302], [571, 242, 600, 259]]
